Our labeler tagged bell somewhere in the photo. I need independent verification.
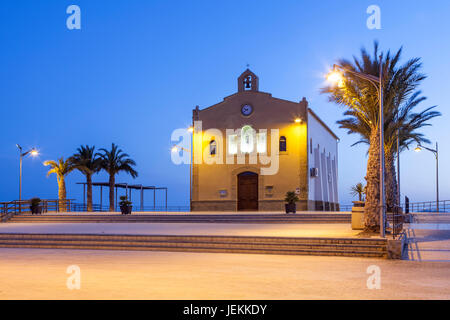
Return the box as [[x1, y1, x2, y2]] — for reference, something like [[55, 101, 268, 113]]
[[245, 77, 251, 88]]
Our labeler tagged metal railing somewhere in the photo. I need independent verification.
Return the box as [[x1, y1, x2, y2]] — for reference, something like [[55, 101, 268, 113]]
[[339, 204, 353, 212], [0, 199, 75, 221], [402, 200, 450, 213], [340, 200, 450, 213], [69, 203, 189, 212], [389, 209, 407, 239], [0, 199, 189, 219]]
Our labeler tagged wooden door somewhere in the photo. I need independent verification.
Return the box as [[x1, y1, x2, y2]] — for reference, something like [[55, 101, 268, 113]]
[[237, 172, 258, 211]]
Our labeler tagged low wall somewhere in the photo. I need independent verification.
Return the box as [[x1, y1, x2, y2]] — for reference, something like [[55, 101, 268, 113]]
[[191, 200, 340, 212]]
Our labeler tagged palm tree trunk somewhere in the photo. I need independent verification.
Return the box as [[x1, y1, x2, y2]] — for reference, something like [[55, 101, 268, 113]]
[[109, 174, 115, 212], [58, 176, 67, 212], [364, 129, 380, 232], [385, 152, 398, 212], [86, 174, 93, 212]]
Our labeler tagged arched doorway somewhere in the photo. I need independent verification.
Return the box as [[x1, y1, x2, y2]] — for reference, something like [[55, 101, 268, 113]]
[[237, 172, 258, 211]]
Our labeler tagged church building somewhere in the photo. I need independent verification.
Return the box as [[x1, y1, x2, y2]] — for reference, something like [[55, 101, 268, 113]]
[[191, 69, 339, 211]]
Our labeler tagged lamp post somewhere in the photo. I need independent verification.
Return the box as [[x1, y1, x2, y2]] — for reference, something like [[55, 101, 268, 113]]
[[16, 144, 39, 209], [327, 56, 385, 237], [397, 130, 401, 212], [415, 142, 439, 212]]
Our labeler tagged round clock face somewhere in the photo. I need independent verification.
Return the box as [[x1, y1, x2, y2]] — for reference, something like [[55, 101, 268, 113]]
[[241, 104, 253, 116]]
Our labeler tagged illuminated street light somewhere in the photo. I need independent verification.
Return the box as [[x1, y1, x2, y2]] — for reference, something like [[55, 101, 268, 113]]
[[16, 144, 39, 204], [415, 143, 439, 211], [327, 59, 386, 237], [294, 118, 302, 123], [327, 71, 343, 83]]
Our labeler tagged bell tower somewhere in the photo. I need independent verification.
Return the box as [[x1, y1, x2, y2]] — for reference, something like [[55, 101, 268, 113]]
[[238, 69, 259, 92]]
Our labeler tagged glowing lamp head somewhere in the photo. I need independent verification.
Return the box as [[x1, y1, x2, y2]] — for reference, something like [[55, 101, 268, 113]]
[[188, 126, 194, 133], [294, 118, 302, 124], [327, 71, 343, 83], [171, 146, 178, 153], [327, 70, 345, 88], [30, 150, 39, 156], [415, 146, 422, 152]]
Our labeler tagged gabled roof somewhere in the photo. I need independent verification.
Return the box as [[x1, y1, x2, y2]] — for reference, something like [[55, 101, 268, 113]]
[[308, 108, 340, 141]]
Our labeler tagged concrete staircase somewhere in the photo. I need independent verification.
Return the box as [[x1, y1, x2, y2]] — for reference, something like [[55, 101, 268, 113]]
[[0, 233, 387, 258], [6, 213, 351, 224]]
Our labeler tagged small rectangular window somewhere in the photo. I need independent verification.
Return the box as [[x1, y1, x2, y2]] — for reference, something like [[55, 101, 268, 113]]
[[279, 136, 287, 152], [210, 140, 216, 155]]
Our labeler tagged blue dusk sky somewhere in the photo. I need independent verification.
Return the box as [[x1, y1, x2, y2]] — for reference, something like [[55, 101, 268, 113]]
[[0, 0, 449, 206]]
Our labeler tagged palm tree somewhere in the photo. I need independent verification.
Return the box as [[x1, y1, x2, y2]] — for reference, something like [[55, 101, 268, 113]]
[[70, 145, 101, 212], [350, 183, 366, 202], [44, 157, 74, 212], [338, 92, 440, 211], [97, 143, 138, 211], [322, 42, 429, 232]]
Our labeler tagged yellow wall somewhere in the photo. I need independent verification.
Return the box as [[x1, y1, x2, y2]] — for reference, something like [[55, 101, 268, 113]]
[[192, 90, 309, 210]]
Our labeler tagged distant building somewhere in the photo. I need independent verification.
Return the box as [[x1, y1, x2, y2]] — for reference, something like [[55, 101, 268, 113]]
[[191, 69, 339, 211]]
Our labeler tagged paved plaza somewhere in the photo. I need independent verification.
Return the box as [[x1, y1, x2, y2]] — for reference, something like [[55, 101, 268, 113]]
[[0, 247, 449, 300], [1, 220, 449, 299]]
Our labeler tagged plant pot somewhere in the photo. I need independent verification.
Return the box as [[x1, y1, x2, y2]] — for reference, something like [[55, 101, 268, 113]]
[[30, 205, 42, 215], [351, 206, 365, 230], [352, 201, 365, 208], [120, 205, 132, 215], [285, 203, 296, 214]]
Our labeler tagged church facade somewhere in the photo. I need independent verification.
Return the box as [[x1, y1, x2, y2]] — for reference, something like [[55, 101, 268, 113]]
[[191, 69, 339, 211]]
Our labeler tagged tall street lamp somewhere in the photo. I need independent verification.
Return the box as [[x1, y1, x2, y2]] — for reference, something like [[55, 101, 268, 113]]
[[327, 56, 386, 237], [16, 144, 39, 204], [415, 142, 439, 212]]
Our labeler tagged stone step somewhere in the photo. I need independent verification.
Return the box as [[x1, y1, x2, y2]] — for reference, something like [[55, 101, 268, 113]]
[[8, 215, 350, 217], [0, 233, 387, 258], [8, 219, 350, 224], [0, 233, 386, 245], [9, 214, 350, 218], [0, 243, 386, 258], [7, 214, 351, 224], [0, 240, 386, 252]]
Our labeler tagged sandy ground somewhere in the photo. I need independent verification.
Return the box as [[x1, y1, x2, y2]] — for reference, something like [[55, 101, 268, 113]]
[[0, 223, 361, 238], [0, 248, 449, 300]]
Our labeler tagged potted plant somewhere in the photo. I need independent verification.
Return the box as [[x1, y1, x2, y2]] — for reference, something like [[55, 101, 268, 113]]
[[284, 191, 299, 214], [350, 182, 366, 208], [29, 197, 42, 215], [350, 183, 366, 229], [119, 196, 132, 215]]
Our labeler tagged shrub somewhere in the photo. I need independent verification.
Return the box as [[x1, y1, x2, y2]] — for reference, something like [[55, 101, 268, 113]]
[[119, 196, 132, 207], [30, 197, 41, 206], [284, 191, 299, 204]]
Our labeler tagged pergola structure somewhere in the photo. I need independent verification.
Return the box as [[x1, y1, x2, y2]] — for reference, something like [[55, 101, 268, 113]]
[[76, 182, 168, 211]]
